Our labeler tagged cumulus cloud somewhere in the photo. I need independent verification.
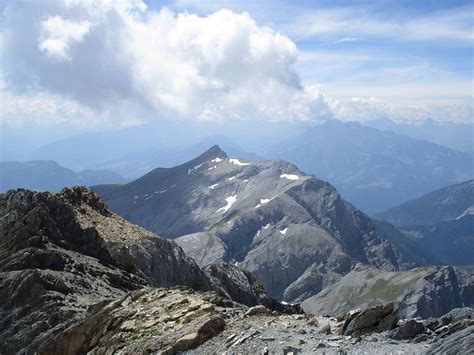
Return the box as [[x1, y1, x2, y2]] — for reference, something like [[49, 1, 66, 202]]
[[0, 1, 331, 125], [39, 16, 91, 60]]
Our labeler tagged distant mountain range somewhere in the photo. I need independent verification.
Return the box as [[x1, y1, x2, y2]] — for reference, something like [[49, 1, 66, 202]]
[[264, 120, 473, 214], [93, 145, 422, 302], [366, 118, 474, 154], [0, 161, 126, 192], [4, 119, 471, 214], [375, 180, 474, 266], [374, 180, 474, 226]]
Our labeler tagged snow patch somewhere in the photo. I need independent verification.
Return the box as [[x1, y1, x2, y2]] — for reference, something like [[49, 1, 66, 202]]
[[211, 157, 223, 163], [144, 195, 153, 201], [229, 158, 250, 166], [208, 183, 219, 190], [255, 198, 273, 209], [280, 174, 299, 180], [188, 163, 204, 175], [208, 165, 217, 170], [263, 223, 270, 229], [155, 190, 167, 194], [216, 195, 237, 214], [228, 176, 236, 181], [456, 206, 474, 220], [256, 230, 261, 237], [280, 228, 288, 235]]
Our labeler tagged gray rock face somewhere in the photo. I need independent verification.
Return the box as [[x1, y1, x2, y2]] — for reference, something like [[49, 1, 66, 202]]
[[375, 179, 474, 227], [37, 287, 444, 355], [427, 325, 474, 355], [341, 303, 399, 337], [0, 187, 292, 353], [204, 263, 301, 314], [375, 180, 474, 265], [0, 188, 145, 353], [302, 264, 474, 318], [389, 319, 425, 340], [94, 145, 412, 301]]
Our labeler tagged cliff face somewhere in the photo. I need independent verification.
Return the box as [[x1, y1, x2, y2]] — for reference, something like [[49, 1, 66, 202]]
[[302, 264, 474, 319], [0, 187, 291, 354], [0, 188, 145, 353]]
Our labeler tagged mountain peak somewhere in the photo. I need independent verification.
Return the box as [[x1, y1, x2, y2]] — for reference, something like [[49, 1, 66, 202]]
[[193, 144, 228, 163]]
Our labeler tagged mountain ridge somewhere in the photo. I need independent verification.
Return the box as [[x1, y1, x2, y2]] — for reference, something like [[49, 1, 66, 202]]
[[93, 145, 418, 302]]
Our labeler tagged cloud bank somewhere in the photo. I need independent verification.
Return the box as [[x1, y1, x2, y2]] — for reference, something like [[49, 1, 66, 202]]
[[1, 0, 330, 125]]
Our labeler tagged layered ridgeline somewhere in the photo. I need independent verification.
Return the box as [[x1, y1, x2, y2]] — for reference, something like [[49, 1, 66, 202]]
[[375, 180, 474, 227], [263, 120, 473, 214], [302, 264, 474, 318], [374, 180, 474, 266], [0, 160, 126, 192], [0, 187, 292, 354], [94, 145, 419, 303]]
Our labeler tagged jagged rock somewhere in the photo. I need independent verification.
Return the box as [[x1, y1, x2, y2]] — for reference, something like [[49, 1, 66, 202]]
[[163, 315, 225, 354], [427, 325, 474, 354], [341, 303, 398, 337], [0, 188, 146, 354], [204, 263, 301, 314], [389, 319, 425, 340], [39, 288, 228, 354], [0, 188, 296, 354], [302, 264, 474, 318], [441, 307, 472, 323]]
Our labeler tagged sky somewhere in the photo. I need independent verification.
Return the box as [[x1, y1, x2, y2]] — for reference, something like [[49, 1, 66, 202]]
[[0, 0, 472, 130]]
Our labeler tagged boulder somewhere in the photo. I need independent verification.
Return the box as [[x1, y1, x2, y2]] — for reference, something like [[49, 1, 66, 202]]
[[341, 303, 399, 336], [163, 315, 225, 354], [389, 319, 426, 340], [244, 305, 271, 317]]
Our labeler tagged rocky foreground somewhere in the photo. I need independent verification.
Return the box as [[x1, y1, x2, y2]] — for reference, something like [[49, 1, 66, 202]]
[[1, 187, 473, 354], [41, 287, 473, 354]]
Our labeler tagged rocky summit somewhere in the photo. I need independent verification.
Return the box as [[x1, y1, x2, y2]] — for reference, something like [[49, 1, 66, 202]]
[[0, 187, 291, 354], [94, 145, 416, 302]]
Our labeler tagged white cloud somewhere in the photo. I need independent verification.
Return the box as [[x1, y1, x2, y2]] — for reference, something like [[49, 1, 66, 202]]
[[0, 1, 330, 125], [39, 16, 91, 60]]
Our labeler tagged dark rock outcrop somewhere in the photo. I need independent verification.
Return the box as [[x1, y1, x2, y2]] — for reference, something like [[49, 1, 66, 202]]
[[0, 188, 146, 353], [0, 187, 295, 354], [38, 287, 229, 355], [427, 325, 474, 355], [204, 263, 301, 314], [389, 319, 425, 340], [341, 303, 399, 336]]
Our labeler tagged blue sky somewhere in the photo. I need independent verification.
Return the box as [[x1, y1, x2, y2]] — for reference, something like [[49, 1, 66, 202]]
[[0, 0, 472, 129], [154, 0, 473, 101]]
